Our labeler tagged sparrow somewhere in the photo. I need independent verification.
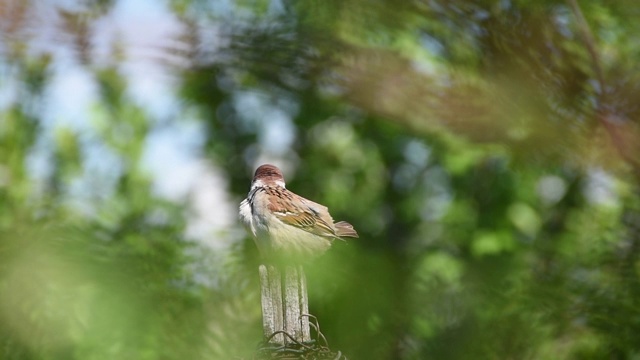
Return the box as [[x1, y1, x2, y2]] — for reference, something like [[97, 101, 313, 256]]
[[239, 164, 358, 257]]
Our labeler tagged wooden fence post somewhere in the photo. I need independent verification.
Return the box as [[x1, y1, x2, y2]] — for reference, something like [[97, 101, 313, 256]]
[[259, 264, 311, 345]]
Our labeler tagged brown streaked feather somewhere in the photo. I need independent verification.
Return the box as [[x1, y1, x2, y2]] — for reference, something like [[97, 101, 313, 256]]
[[264, 185, 349, 239], [276, 212, 337, 238], [334, 221, 359, 238]]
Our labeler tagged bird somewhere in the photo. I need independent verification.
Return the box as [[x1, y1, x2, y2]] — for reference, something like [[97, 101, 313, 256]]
[[239, 164, 358, 258]]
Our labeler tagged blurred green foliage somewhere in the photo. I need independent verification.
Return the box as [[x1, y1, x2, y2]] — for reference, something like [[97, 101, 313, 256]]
[[2, 0, 640, 359]]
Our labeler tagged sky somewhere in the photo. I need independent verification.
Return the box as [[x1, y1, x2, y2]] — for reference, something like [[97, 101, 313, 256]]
[[0, 0, 619, 251], [2, 0, 242, 249], [23, 0, 307, 250]]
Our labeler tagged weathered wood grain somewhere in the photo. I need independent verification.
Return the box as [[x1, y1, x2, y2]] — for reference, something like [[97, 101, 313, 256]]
[[259, 264, 310, 345]]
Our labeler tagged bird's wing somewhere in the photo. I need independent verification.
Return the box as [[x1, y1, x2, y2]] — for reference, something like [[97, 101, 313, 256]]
[[267, 191, 339, 239]]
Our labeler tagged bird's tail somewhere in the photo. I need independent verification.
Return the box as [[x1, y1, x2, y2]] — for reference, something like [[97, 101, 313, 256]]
[[335, 221, 359, 238]]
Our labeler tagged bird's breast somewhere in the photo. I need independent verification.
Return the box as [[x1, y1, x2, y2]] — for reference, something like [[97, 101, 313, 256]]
[[241, 187, 333, 257]]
